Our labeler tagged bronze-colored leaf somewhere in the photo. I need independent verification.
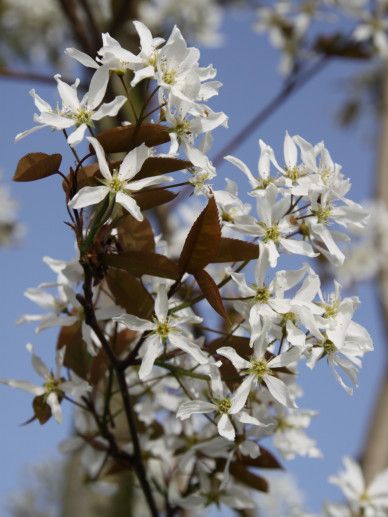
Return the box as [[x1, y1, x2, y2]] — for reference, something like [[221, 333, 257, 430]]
[[102, 251, 180, 280], [179, 196, 221, 274], [134, 157, 191, 180], [106, 269, 154, 319], [32, 395, 52, 425], [229, 462, 269, 493], [211, 237, 259, 263], [207, 335, 251, 359], [115, 215, 155, 253], [133, 188, 177, 211], [314, 34, 372, 59], [57, 322, 91, 380], [96, 124, 171, 153], [242, 447, 283, 470], [194, 270, 227, 319], [14, 152, 62, 182]]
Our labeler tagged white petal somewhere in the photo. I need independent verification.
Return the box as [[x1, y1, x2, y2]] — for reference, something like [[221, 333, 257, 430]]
[[36, 112, 74, 129], [155, 284, 169, 321], [138, 335, 161, 380], [15, 125, 45, 142], [65, 48, 99, 69], [115, 192, 143, 220], [113, 313, 154, 332], [47, 392, 62, 423], [67, 124, 87, 146], [56, 76, 80, 111], [281, 238, 318, 258], [230, 375, 255, 414], [218, 413, 235, 441], [264, 374, 297, 408], [87, 66, 109, 109], [169, 333, 208, 364], [127, 175, 172, 191], [92, 96, 127, 121], [225, 155, 257, 188], [68, 186, 109, 209], [216, 347, 250, 370], [284, 131, 297, 168], [268, 347, 300, 368], [119, 143, 150, 181], [176, 400, 215, 420], [0, 379, 43, 395], [131, 66, 156, 87], [87, 137, 111, 180]]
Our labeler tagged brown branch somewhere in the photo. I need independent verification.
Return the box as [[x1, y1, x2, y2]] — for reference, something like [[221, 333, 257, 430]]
[[57, 0, 95, 55], [0, 67, 87, 90], [110, 0, 137, 37], [212, 56, 329, 167], [77, 261, 159, 516], [79, 0, 101, 53]]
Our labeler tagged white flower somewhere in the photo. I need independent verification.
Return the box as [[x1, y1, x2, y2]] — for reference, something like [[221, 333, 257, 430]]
[[68, 137, 172, 219], [177, 363, 265, 441], [16, 68, 127, 146], [217, 325, 301, 409], [327, 457, 388, 517], [114, 283, 208, 380], [0, 344, 89, 423]]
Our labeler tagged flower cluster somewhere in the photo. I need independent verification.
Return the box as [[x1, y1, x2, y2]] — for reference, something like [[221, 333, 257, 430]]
[[4, 20, 376, 515], [254, 0, 388, 74]]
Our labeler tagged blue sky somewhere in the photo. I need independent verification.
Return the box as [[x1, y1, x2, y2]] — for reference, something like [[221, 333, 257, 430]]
[[0, 9, 384, 515]]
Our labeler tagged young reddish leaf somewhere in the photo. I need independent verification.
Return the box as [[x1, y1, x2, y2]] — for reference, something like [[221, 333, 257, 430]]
[[314, 34, 372, 59], [96, 124, 170, 153], [102, 251, 180, 280], [57, 322, 91, 380], [207, 335, 251, 359], [134, 157, 191, 180], [242, 447, 283, 470], [14, 152, 62, 182], [194, 270, 227, 319], [179, 196, 221, 274], [115, 215, 155, 253], [106, 269, 154, 319], [89, 329, 137, 384], [211, 237, 259, 263], [229, 462, 269, 493], [32, 395, 52, 425], [133, 188, 177, 211]]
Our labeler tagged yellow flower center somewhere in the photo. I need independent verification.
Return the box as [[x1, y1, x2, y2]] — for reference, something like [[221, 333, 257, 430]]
[[216, 398, 232, 414], [250, 358, 271, 380]]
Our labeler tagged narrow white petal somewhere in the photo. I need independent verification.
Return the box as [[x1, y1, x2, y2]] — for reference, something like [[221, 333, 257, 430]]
[[155, 284, 169, 321], [68, 186, 109, 209], [87, 137, 111, 180], [56, 76, 80, 111], [115, 192, 143, 220], [218, 413, 235, 441], [138, 335, 161, 380], [65, 48, 99, 69], [268, 347, 300, 368], [264, 374, 297, 408], [47, 392, 62, 423], [67, 124, 87, 146], [87, 66, 109, 109], [113, 313, 154, 332], [119, 143, 150, 181], [230, 375, 255, 414], [127, 175, 172, 191], [176, 400, 215, 420], [92, 96, 127, 121], [169, 333, 208, 364], [0, 379, 44, 395], [284, 131, 297, 168], [224, 155, 257, 188], [216, 347, 250, 370]]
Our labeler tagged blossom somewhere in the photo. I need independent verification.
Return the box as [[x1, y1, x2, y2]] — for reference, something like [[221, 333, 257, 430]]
[[68, 137, 172, 218], [327, 457, 388, 517], [0, 344, 89, 423], [114, 283, 208, 379], [217, 326, 301, 408], [177, 363, 265, 441], [16, 68, 126, 146]]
